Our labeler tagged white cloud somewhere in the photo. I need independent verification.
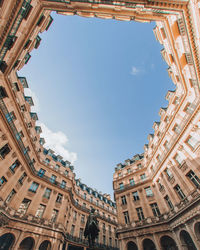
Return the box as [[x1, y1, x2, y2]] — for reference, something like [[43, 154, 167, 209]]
[[38, 122, 77, 164], [24, 88, 40, 112], [131, 66, 140, 76]]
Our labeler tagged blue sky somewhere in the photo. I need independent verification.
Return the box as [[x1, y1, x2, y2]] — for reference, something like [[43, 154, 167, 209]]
[[20, 12, 174, 198]]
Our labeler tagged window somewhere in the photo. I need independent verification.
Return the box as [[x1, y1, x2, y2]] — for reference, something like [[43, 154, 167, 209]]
[[60, 180, 66, 189], [140, 174, 146, 181], [73, 211, 77, 220], [127, 168, 131, 174], [129, 178, 135, 186], [50, 175, 56, 184], [109, 237, 112, 246], [103, 235, 106, 245], [9, 160, 20, 173], [17, 198, 31, 215], [83, 203, 86, 208], [174, 184, 186, 200], [121, 195, 127, 205], [145, 186, 153, 197], [119, 183, 124, 190], [71, 225, 75, 236], [37, 168, 46, 177], [83, 193, 86, 199], [81, 214, 85, 223], [21, 104, 27, 112], [64, 170, 68, 176], [29, 182, 39, 193], [123, 211, 130, 224], [35, 204, 46, 218], [43, 188, 52, 199], [18, 172, 27, 185], [90, 196, 93, 203], [0, 144, 10, 159], [51, 209, 58, 222], [56, 193, 63, 203], [187, 170, 200, 188], [164, 195, 173, 210], [55, 164, 60, 171], [6, 189, 16, 203], [136, 207, 144, 221], [187, 135, 199, 149], [79, 228, 84, 239], [44, 158, 50, 165], [103, 223, 106, 233], [132, 191, 140, 201], [175, 153, 184, 165], [165, 168, 173, 179], [150, 203, 161, 217], [0, 176, 7, 187]]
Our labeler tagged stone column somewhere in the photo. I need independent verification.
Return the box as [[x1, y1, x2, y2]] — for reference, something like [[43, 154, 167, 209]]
[[12, 231, 25, 249], [172, 230, 185, 250], [185, 224, 200, 249], [153, 233, 162, 250]]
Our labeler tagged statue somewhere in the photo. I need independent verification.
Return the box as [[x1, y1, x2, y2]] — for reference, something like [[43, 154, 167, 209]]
[[84, 208, 99, 248]]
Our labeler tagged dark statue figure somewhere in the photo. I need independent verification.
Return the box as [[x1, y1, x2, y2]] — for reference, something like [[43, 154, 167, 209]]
[[84, 208, 100, 248]]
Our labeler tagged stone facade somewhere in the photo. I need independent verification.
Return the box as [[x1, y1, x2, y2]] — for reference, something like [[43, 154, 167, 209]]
[[0, 0, 200, 250]]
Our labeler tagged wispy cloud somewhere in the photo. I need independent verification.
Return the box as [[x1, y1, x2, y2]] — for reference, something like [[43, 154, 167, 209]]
[[131, 66, 141, 76], [38, 122, 77, 164]]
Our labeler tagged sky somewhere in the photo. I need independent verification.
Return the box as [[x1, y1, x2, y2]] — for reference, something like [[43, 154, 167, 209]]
[[20, 12, 175, 198]]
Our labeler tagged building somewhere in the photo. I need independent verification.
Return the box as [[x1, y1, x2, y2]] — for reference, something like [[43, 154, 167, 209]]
[[113, 1, 200, 249], [0, 0, 200, 250]]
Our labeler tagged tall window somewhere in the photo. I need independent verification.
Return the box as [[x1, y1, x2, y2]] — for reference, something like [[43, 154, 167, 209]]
[[140, 174, 146, 181], [164, 195, 173, 210], [175, 153, 184, 165], [29, 182, 39, 193], [0, 176, 7, 187], [123, 211, 130, 224], [37, 168, 46, 177], [51, 209, 58, 222], [73, 211, 77, 220], [56, 193, 63, 203], [9, 160, 20, 173], [136, 207, 144, 221], [174, 184, 186, 200], [103, 235, 106, 245], [0, 144, 10, 159], [187, 170, 200, 188], [71, 225, 75, 235], [81, 215, 85, 223], [18, 172, 27, 185], [132, 191, 140, 201], [103, 223, 106, 233], [187, 135, 199, 149], [109, 237, 112, 246], [17, 198, 31, 215], [55, 164, 60, 171], [50, 175, 56, 184], [121, 195, 127, 205], [119, 183, 124, 190], [145, 186, 153, 197], [150, 203, 161, 217], [79, 228, 84, 239], [6, 189, 16, 203], [165, 168, 173, 179], [43, 188, 52, 199], [35, 204, 46, 218], [83, 193, 86, 199], [129, 178, 135, 186], [60, 180, 66, 189]]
